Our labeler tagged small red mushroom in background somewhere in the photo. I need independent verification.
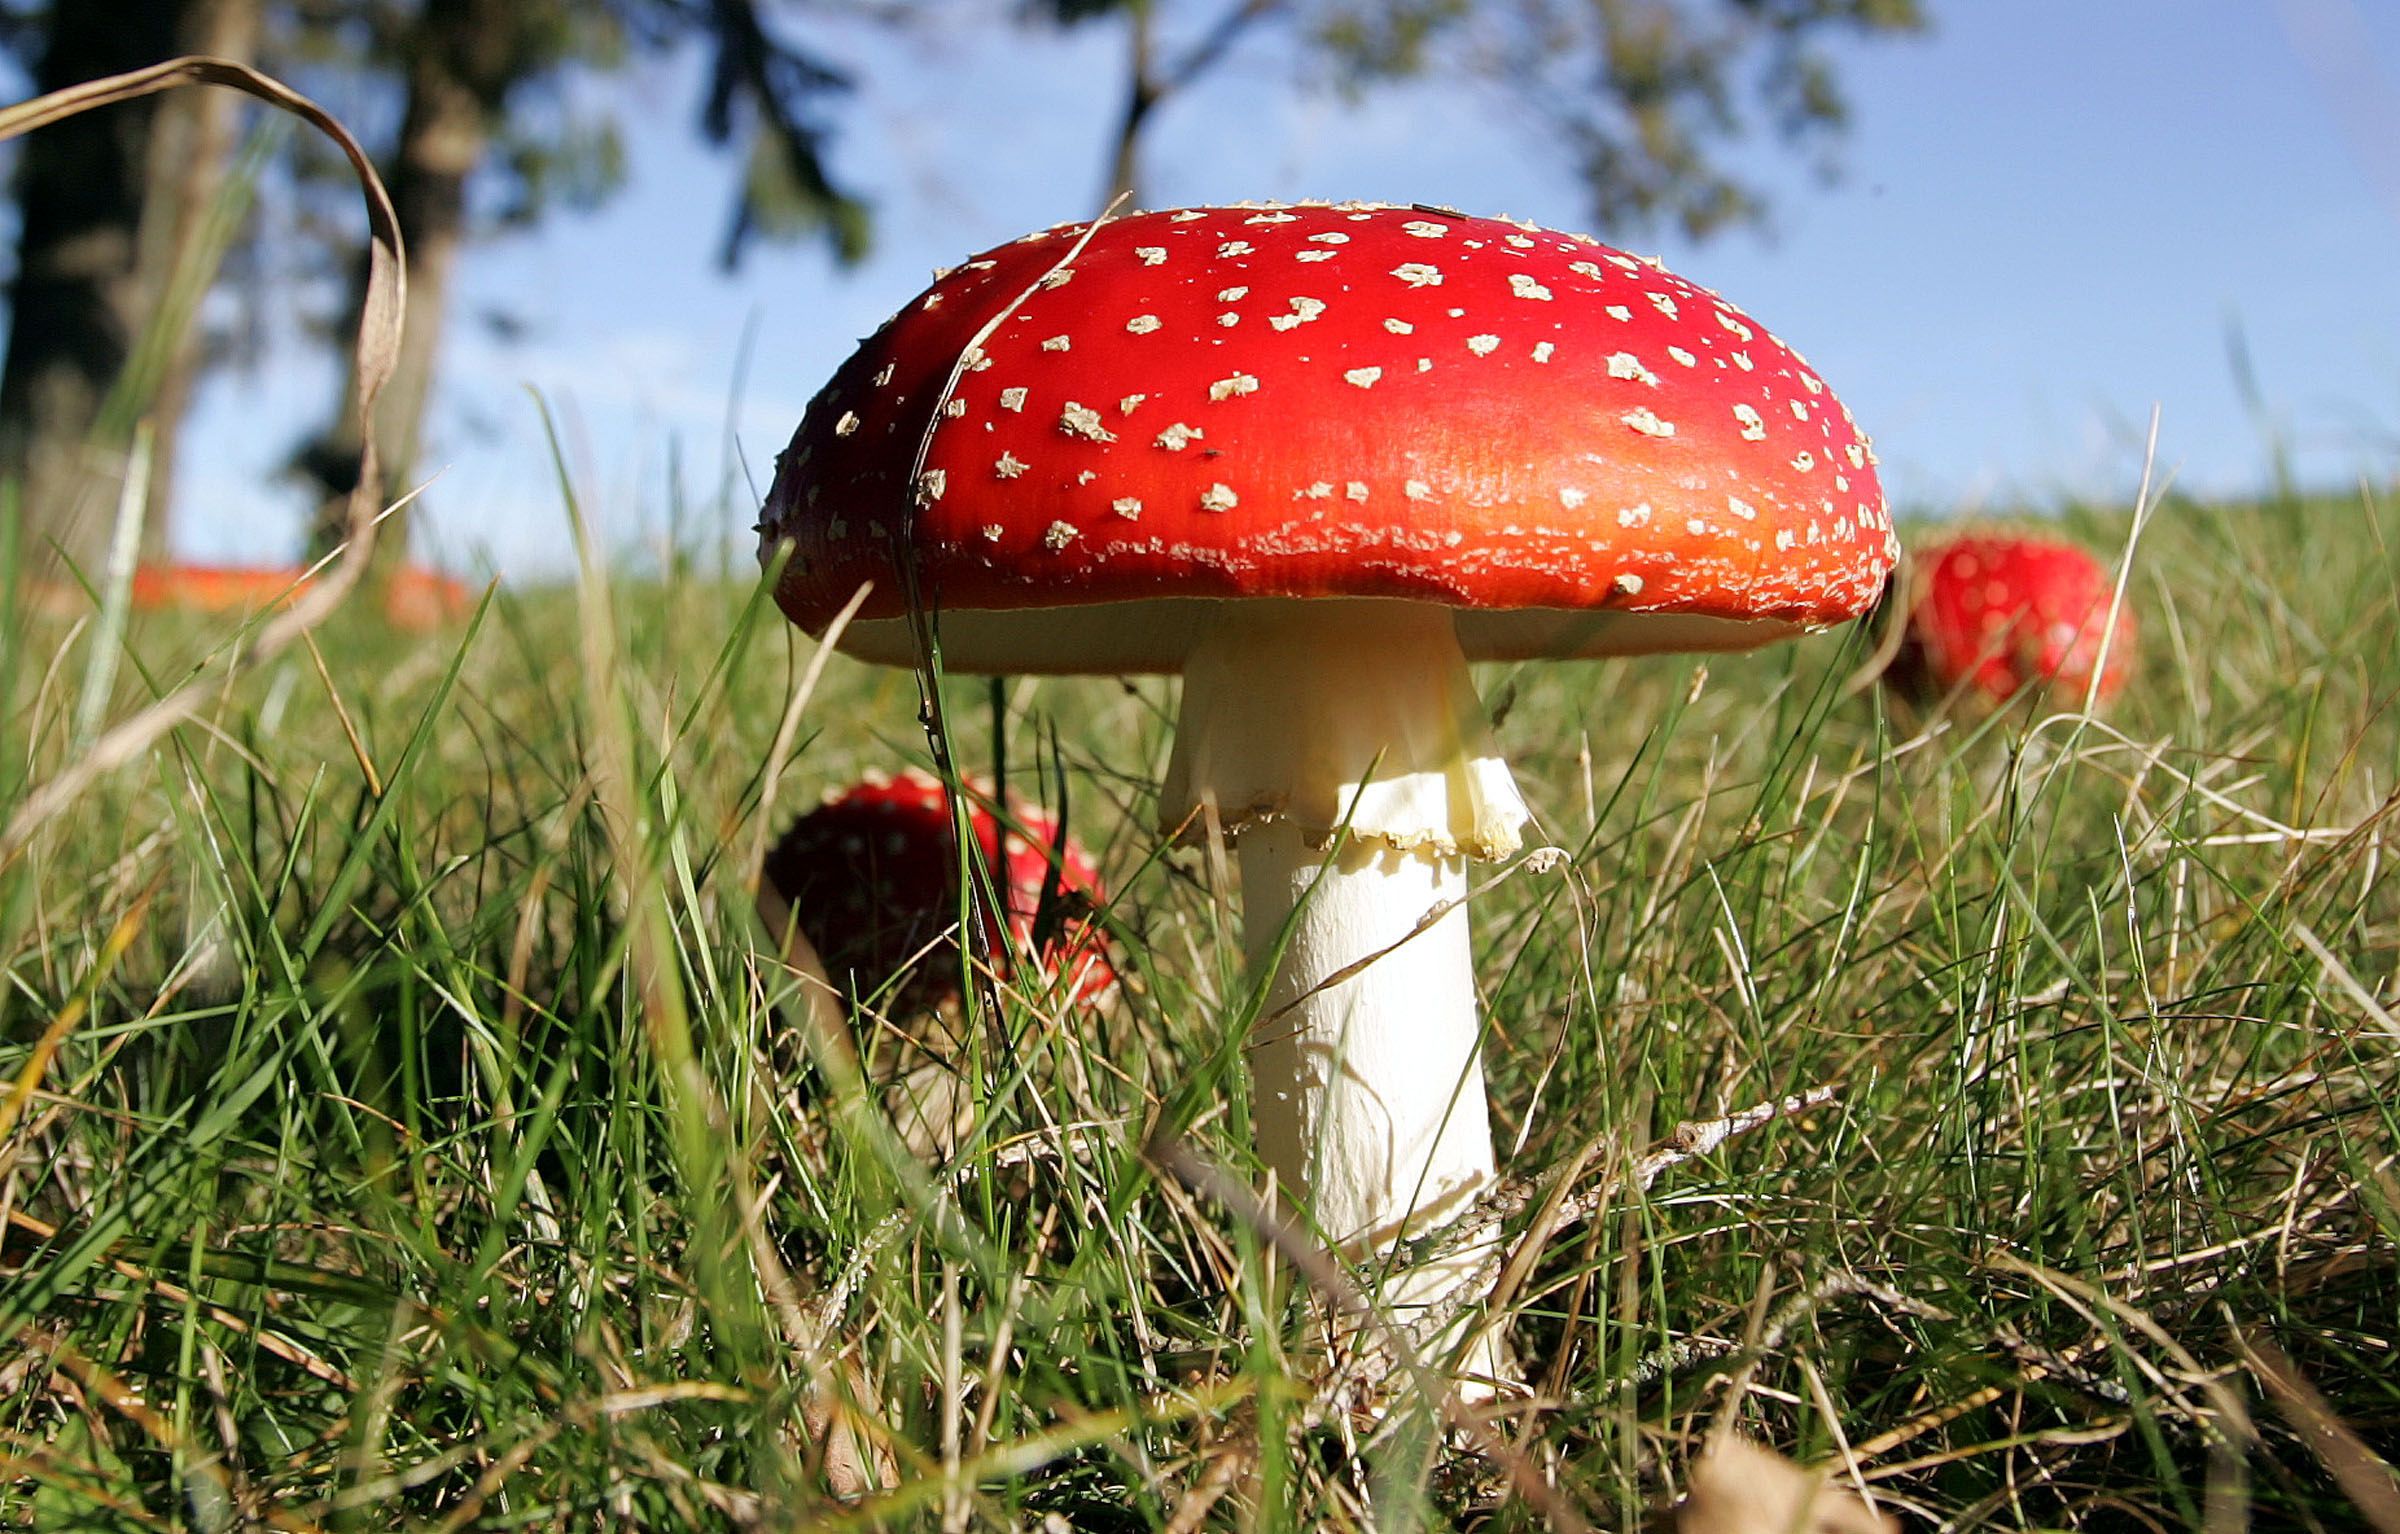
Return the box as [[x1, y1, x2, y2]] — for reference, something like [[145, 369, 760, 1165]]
[[758, 769, 1116, 1155], [129, 562, 311, 615], [25, 560, 477, 632], [382, 564, 477, 630], [759, 768, 1115, 1010], [1892, 533, 2133, 706]]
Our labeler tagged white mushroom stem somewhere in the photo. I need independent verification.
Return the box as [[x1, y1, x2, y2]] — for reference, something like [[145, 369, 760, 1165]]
[[1164, 599, 1528, 1381], [1238, 824, 1490, 1247]]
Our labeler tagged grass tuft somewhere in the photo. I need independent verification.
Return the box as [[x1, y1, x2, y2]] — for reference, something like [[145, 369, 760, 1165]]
[[3, 479, 2398, 1528]]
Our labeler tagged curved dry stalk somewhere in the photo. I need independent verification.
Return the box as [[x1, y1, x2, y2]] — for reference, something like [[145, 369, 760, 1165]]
[[0, 55, 405, 869]]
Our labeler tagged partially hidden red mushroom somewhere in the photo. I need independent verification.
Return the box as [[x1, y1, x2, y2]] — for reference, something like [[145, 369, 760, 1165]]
[[759, 769, 1116, 1157], [759, 768, 1115, 1013], [759, 202, 1896, 1385], [1894, 534, 2132, 705]]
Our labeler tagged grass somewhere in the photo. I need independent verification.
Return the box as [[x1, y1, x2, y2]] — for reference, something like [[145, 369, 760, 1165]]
[[2, 475, 2397, 1530]]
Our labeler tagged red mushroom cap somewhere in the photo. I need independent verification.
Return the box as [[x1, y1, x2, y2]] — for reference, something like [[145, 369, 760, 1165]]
[[1895, 534, 2134, 705], [761, 202, 1895, 672], [760, 769, 1115, 1010]]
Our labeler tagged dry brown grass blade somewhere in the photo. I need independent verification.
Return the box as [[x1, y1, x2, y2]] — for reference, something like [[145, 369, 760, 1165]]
[[5, 1209, 358, 1391], [0, 55, 404, 869], [2236, 1330, 2400, 1534]]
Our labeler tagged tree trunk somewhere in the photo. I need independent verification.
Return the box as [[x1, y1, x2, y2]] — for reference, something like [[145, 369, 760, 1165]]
[[304, 0, 518, 563], [0, 0, 185, 580], [134, 0, 264, 555], [1103, 4, 1159, 211]]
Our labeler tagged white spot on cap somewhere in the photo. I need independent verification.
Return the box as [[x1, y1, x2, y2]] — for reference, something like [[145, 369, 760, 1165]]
[[1384, 318, 1414, 334], [1621, 408, 1676, 438], [1792, 451, 1817, 472], [1156, 422, 1204, 450], [923, 292, 945, 309], [1135, 246, 1167, 266], [1265, 297, 1327, 333], [1218, 240, 1255, 257], [981, 523, 1003, 542], [1216, 312, 1241, 327], [1618, 503, 1652, 527], [1208, 373, 1259, 401], [1728, 494, 1756, 521], [1800, 371, 1825, 395], [1044, 521, 1080, 550], [834, 411, 861, 437], [1119, 393, 1147, 414], [1060, 402, 1116, 442], [1346, 482, 1369, 502], [874, 363, 896, 386], [1466, 334, 1501, 357], [1790, 401, 1811, 421], [1391, 262, 1444, 287], [1218, 285, 1250, 302], [1243, 211, 1297, 225], [996, 453, 1029, 478], [1041, 335, 1071, 352], [1532, 341, 1555, 363], [1405, 480, 1432, 501], [1569, 260, 1605, 280], [1344, 366, 1383, 388], [1606, 351, 1656, 385], [1402, 220, 1449, 238], [1076, 470, 1096, 484], [1644, 292, 1678, 319], [1040, 268, 1075, 290], [1299, 481, 1333, 499], [1846, 444, 1867, 469], [1614, 572, 1644, 596], [1605, 305, 1632, 321], [1296, 250, 1339, 263], [998, 387, 1028, 413], [1309, 231, 1350, 244], [943, 398, 967, 418], [1733, 404, 1766, 441], [1560, 486, 1588, 509], [1169, 210, 1206, 222], [1668, 346, 1697, 367], [1112, 497, 1142, 519], [1200, 483, 1238, 512], [1126, 315, 1162, 334], [918, 469, 947, 502], [1732, 351, 1754, 371], [1509, 273, 1554, 301], [1715, 310, 1754, 340]]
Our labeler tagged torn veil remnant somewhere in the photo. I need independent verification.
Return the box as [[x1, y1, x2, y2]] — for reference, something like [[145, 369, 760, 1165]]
[[759, 201, 1895, 1393]]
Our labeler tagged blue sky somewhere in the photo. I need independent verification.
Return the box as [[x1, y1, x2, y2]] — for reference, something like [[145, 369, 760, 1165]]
[[173, 0, 2400, 577]]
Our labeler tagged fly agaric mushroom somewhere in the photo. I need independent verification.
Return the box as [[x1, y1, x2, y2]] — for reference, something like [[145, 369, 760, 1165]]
[[760, 767, 1115, 1012], [759, 202, 1894, 1376], [1893, 534, 2131, 705], [759, 770, 1116, 1154]]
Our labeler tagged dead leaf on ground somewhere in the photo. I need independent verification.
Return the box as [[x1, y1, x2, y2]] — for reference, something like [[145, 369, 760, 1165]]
[[1659, 1438, 1897, 1534]]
